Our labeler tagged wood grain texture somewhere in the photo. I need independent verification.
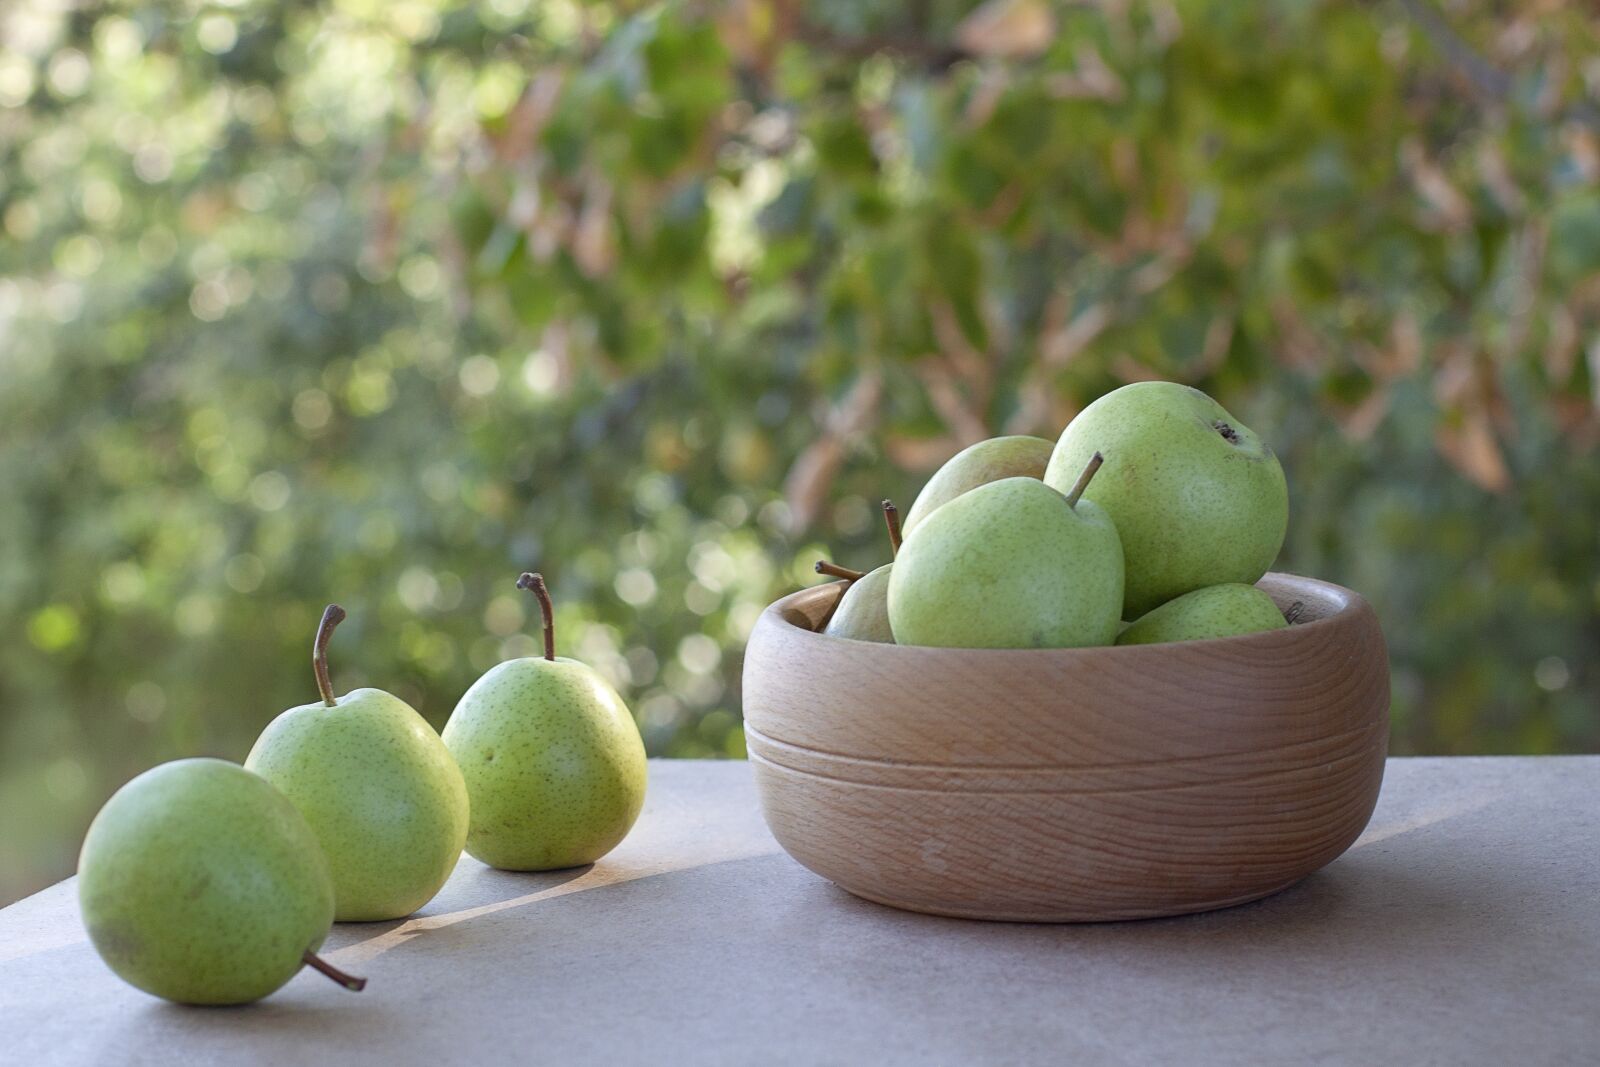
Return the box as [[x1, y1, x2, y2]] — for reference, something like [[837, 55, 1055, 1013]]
[[741, 573, 1390, 922]]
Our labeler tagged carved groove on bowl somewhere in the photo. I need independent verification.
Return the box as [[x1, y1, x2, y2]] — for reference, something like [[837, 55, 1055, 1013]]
[[744, 718, 1386, 795]]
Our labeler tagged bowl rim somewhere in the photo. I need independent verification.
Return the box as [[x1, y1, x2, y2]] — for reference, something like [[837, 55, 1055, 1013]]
[[759, 571, 1368, 656]]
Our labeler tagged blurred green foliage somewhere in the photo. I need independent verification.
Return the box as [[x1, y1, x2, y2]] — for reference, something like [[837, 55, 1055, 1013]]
[[2, 0, 1597, 905]]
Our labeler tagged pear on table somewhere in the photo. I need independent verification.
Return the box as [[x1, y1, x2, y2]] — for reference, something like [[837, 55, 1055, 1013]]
[[443, 572, 648, 872], [246, 605, 469, 922], [888, 454, 1124, 649], [820, 499, 902, 644], [1117, 583, 1289, 645], [1044, 381, 1288, 619], [901, 434, 1054, 536], [77, 758, 366, 1004]]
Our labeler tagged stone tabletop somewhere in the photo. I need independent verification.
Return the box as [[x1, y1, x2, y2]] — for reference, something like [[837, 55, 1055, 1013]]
[[2, 758, 1596, 1065]]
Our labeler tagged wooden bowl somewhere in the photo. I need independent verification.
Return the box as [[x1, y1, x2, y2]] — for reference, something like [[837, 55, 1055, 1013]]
[[741, 572, 1388, 922]]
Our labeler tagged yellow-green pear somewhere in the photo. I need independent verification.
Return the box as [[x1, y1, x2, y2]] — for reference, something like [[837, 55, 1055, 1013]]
[[823, 565, 894, 642], [821, 499, 901, 643], [902, 435, 1054, 536], [1117, 583, 1288, 645], [443, 573, 647, 871], [78, 758, 366, 1004], [888, 457, 1123, 649], [246, 606, 469, 922], [1044, 382, 1288, 618]]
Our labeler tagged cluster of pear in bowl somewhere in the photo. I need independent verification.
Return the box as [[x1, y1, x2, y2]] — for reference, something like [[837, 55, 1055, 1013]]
[[75, 574, 647, 1006], [819, 381, 1294, 649]]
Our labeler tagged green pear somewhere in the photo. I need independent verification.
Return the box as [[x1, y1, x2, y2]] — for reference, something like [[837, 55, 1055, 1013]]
[[1117, 583, 1288, 645], [246, 606, 469, 922], [442, 573, 647, 871], [821, 498, 901, 643], [902, 435, 1054, 536], [1044, 382, 1288, 618], [78, 758, 366, 1004], [823, 565, 894, 642], [888, 459, 1123, 648]]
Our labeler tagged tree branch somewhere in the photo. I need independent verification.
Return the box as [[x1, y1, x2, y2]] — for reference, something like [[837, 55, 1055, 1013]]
[[1393, 0, 1600, 132], [791, 17, 968, 71]]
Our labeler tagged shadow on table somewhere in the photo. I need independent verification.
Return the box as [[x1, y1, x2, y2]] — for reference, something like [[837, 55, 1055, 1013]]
[[124, 867, 600, 1028], [64, 835, 1556, 1065], [323, 794, 1521, 983], [323, 831, 784, 970], [800, 809, 1529, 979], [318, 863, 596, 957], [76, 852, 789, 1058], [63, 785, 1546, 1062]]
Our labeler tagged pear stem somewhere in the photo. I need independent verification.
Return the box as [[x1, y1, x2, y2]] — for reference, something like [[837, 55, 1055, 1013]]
[[312, 605, 345, 707], [302, 951, 367, 992], [881, 499, 902, 556], [1063, 451, 1104, 509], [814, 560, 865, 582], [517, 572, 556, 661]]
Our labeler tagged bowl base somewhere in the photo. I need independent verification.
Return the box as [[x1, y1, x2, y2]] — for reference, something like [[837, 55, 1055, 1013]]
[[830, 876, 1306, 924]]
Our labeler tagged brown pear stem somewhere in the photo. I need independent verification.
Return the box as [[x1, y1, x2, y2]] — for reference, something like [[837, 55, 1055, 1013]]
[[312, 605, 346, 707], [881, 499, 902, 556], [302, 950, 366, 992], [814, 560, 865, 582], [1063, 451, 1104, 509], [517, 572, 556, 661]]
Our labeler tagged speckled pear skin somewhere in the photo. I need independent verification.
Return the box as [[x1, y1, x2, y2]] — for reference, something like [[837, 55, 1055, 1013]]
[[77, 758, 335, 1005], [1117, 583, 1288, 645], [888, 477, 1124, 649], [442, 657, 647, 871], [1044, 382, 1288, 619], [822, 565, 895, 643], [902, 435, 1055, 535], [246, 689, 469, 922]]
